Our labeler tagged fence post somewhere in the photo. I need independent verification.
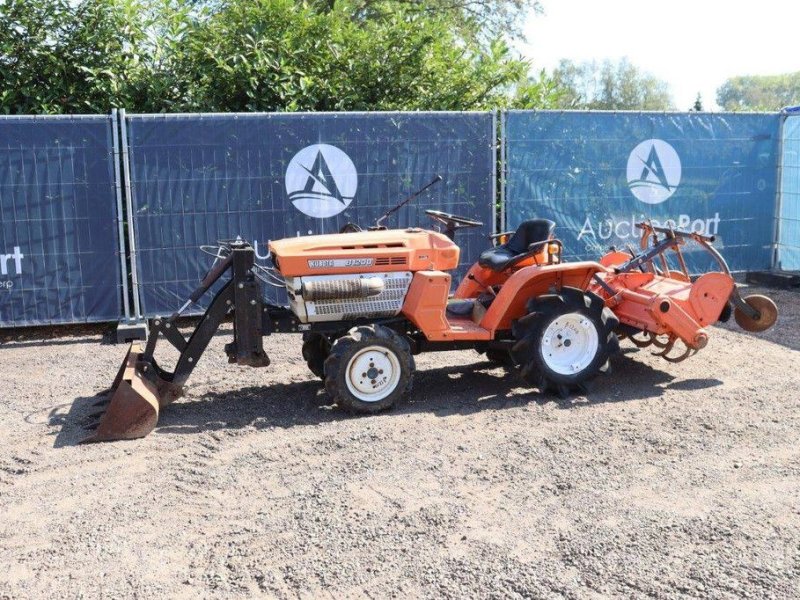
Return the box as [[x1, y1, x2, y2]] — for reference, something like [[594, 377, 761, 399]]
[[774, 110, 786, 271], [119, 109, 143, 320], [492, 110, 498, 236], [111, 109, 131, 321], [499, 110, 506, 234]]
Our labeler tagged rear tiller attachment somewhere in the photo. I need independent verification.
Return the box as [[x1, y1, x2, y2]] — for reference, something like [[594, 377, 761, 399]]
[[594, 222, 778, 363]]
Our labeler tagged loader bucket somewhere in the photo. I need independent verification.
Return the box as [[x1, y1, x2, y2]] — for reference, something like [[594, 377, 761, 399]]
[[82, 343, 163, 443]]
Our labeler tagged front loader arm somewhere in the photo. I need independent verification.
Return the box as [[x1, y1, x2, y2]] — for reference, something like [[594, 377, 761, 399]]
[[142, 279, 236, 401], [142, 242, 270, 393], [84, 241, 273, 442]]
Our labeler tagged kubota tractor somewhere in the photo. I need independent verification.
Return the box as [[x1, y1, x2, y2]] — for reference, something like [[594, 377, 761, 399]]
[[86, 185, 778, 442]]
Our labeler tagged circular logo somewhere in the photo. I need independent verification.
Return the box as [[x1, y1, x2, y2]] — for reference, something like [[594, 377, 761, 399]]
[[626, 139, 681, 204], [285, 144, 357, 218]]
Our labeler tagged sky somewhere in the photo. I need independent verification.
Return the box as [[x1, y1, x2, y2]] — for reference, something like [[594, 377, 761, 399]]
[[519, 0, 799, 110]]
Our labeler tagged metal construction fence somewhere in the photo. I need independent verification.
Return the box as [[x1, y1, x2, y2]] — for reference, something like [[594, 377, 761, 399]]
[[503, 110, 781, 273], [0, 114, 125, 327], [777, 111, 800, 270], [122, 111, 496, 316], [0, 109, 798, 329]]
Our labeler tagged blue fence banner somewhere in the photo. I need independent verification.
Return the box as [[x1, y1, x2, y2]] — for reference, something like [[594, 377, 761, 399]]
[[778, 114, 800, 270], [124, 112, 495, 316], [504, 111, 781, 273], [0, 115, 122, 327]]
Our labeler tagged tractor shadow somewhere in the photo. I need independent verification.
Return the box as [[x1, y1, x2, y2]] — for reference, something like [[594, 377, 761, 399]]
[[49, 390, 116, 448], [54, 348, 722, 445], [0, 324, 116, 348]]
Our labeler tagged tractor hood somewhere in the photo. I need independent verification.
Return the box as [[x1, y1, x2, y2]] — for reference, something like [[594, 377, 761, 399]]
[[269, 228, 460, 276]]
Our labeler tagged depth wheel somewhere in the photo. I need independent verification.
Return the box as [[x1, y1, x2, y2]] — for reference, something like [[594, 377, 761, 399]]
[[734, 294, 778, 332], [512, 287, 620, 397], [302, 332, 331, 379], [324, 325, 414, 413]]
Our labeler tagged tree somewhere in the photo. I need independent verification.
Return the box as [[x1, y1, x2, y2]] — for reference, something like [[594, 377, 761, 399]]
[[0, 0, 148, 113], [716, 72, 800, 111], [551, 58, 674, 111], [174, 0, 548, 112], [341, 0, 542, 42], [0, 0, 554, 115], [691, 93, 703, 111]]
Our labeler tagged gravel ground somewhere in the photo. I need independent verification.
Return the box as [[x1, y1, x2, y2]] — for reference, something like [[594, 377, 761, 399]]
[[1, 286, 799, 599]]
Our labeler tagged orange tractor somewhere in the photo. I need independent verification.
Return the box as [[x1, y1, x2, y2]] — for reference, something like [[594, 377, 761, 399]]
[[86, 193, 778, 442]]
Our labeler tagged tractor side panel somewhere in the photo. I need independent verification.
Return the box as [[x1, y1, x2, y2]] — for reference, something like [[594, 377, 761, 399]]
[[402, 271, 451, 337], [480, 262, 605, 332], [598, 250, 634, 269], [603, 290, 668, 335], [687, 272, 735, 328]]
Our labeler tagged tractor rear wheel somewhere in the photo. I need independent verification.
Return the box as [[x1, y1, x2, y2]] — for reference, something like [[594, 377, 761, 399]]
[[324, 325, 414, 413], [302, 332, 331, 379], [512, 287, 619, 397]]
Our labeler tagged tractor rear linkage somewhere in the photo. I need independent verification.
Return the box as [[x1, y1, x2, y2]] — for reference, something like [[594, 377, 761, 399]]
[[594, 222, 766, 362], [603, 223, 761, 321]]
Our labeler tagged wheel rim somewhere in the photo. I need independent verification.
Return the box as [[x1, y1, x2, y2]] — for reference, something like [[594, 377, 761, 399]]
[[541, 313, 599, 376], [345, 345, 402, 402]]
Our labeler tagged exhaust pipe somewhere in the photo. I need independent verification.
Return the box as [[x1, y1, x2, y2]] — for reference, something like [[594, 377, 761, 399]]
[[301, 276, 385, 301]]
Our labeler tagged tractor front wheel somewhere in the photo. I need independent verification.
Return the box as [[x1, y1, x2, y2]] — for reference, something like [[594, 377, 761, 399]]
[[324, 325, 415, 413], [512, 287, 620, 397], [302, 332, 331, 379]]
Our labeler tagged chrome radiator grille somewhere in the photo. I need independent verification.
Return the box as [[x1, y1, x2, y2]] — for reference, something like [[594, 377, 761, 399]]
[[287, 272, 413, 323]]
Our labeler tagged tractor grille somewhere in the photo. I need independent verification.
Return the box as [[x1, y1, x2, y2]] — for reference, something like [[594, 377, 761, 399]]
[[375, 256, 408, 267], [299, 272, 413, 322]]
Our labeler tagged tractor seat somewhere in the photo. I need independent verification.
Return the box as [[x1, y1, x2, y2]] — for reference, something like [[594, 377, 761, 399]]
[[478, 219, 556, 272]]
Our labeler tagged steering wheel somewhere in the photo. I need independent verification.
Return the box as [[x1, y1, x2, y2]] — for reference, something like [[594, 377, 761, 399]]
[[425, 210, 483, 241], [425, 209, 483, 228]]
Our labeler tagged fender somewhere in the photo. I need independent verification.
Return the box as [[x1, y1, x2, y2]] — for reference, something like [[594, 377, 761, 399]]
[[479, 261, 608, 333], [453, 262, 510, 299]]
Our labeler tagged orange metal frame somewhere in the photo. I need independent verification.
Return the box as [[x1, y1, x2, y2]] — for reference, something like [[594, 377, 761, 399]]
[[401, 244, 735, 349]]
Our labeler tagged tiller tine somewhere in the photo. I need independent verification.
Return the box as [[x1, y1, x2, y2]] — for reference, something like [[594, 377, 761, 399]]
[[81, 343, 164, 443], [651, 336, 675, 358], [651, 336, 697, 363], [629, 332, 654, 348], [649, 334, 672, 349], [661, 345, 697, 363]]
